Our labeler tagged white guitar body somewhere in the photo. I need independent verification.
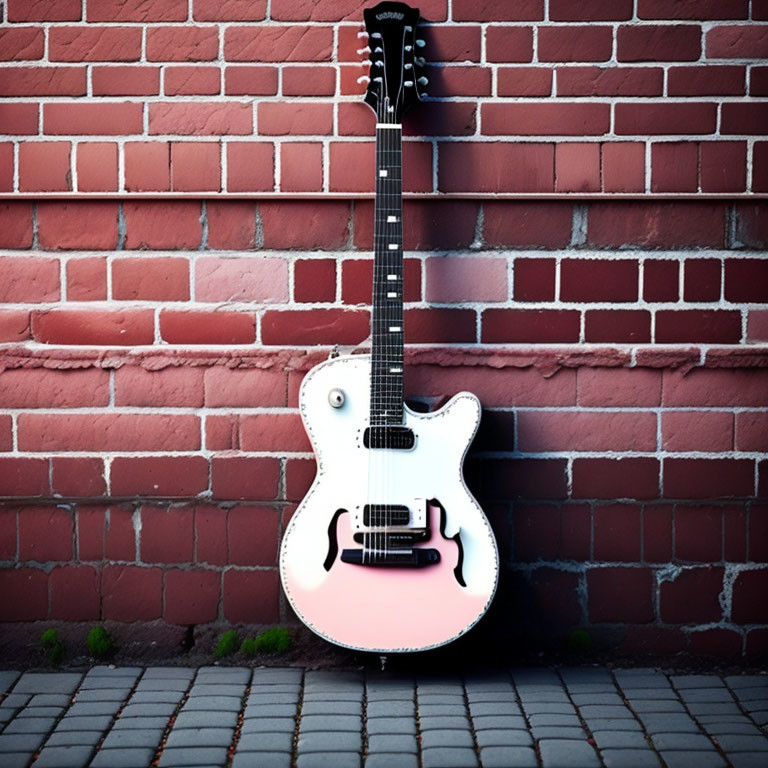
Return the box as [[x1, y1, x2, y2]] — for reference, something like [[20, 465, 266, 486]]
[[280, 354, 499, 653]]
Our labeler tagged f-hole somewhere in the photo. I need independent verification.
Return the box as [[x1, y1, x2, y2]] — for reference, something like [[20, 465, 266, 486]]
[[323, 509, 345, 571], [433, 498, 467, 587]]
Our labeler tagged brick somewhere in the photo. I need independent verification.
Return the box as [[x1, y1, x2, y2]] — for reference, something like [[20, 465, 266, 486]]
[[223, 569, 279, 623], [621, 626, 686, 655], [513, 258, 555, 301], [146, 26, 219, 61], [342, 258, 421, 304], [0, 142, 11, 192], [736, 412, 768, 452], [664, 459, 754, 499], [260, 201, 349, 249], [619, 24, 702, 61], [8, 0, 81, 21], [594, 504, 642, 561], [405, 102, 477, 138], [733, 570, 768, 623], [211, 457, 280, 500], [484, 26, 533, 63], [285, 457, 316, 501], [615, 103, 716, 135], [196, 255, 286, 301], [45, 101, 142, 135], [747, 310, 768, 341], [668, 65, 745, 96], [141, 507, 194, 565], [539, 26, 612, 62], [330, 141, 432, 193], [663, 369, 768, 407], [149, 101, 252, 135], [240, 414, 309, 453], [752, 66, 768, 96], [92, 65, 160, 95], [440, 144, 555, 194], [282, 65, 335, 96], [0, 310, 31, 342], [690, 628, 742, 657], [102, 565, 162, 621], [426, 257, 507, 303], [485, 202, 571, 248], [721, 103, 768, 135], [0, 65, 86, 96], [106, 507, 136, 561], [643, 259, 679, 302], [194, 505, 226, 565], [749, 503, 768, 561], [66, 257, 106, 301], [294, 259, 335, 303], [194, 0, 267, 20], [638, 0, 748, 19], [662, 411, 733, 452], [479, 458, 568, 501], [655, 310, 741, 343], [577, 368, 660, 408], [402, 308, 476, 343], [550, 0, 633, 20], [51, 457, 107, 498], [558, 66, 662, 96], [18, 506, 72, 561], [660, 566, 724, 624], [206, 201, 257, 249], [0, 568, 48, 621], [675, 505, 723, 561], [204, 367, 287, 407], [0, 415, 12, 452], [428, 65, 493, 97], [755, 0, 768, 20], [530, 568, 582, 627], [281, 142, 322, 192], [32, 309, 154, 345], [518, 411, 656, 452], [725, 258, 768, 302], [38, 201, 119, 250], [425, 25, 482, 61], [555, 143, 600, 192], [76, 507, 104, 560], [49, 26, 141, 62], [164, 569, 220, 625], [683, 258, 721, 302], [482, 309, 579, 343], [225, 65, 278, 95], [0, 27, 44, 60], [226, 142, 274, 191], [115, 367, 203, 408], [700, 142, 747, 193], [735, 201, 768, 245], [497, 67, 552, 96], [0, 369, 109, 408], [483, 103, 609, 136], [160, 311, 255, 344], [651, 142, 698, 193], [170, 141, 220, 191], [585, 310, 651, 343], [588, 202, 726, 248], [644, 504, 673, 562], [724, 504, 747, 562], [165, 66, 220, 95], [0, 102, 38, 134], [453, 0, 542, 19], [227, 505, 279, 566], [88, 0, 188, 21], [18, 142, 71, 193], [561, 259, 638, 302], [707, 25, 768, 58], [261, 308, 368, 345], [587, 567, 654, 623], [123, 201, 202, 249], [19, 413, 200, 452], [49, 566, 99, 621], [572, 458, 660, 500], [225, 25, 332, 62], [110, 457, 209, 497], [76, 142, 118, 192], [125, 142, 170, 191], [0, 256, 59, 303], [113, 257, 189, 301]]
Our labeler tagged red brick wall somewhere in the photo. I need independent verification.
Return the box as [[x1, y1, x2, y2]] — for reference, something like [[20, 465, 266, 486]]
[[0, 0, 766, 659]]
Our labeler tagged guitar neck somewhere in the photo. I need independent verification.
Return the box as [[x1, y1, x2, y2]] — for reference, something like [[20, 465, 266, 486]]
[[370, 117, 404, 427]]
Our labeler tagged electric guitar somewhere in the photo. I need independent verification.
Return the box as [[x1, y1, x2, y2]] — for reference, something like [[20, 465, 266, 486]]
[[279, 1, 498, 653]]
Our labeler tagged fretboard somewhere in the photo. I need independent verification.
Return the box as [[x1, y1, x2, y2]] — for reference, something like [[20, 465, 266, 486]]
[[370, 118, 404, 427]]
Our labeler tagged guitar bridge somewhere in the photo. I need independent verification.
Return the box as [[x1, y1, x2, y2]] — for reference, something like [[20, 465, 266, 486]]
[[340, 548, 440, 567]]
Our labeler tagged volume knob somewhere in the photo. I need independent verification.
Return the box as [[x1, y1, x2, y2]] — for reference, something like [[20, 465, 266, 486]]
[[328, 389, 346, 408]]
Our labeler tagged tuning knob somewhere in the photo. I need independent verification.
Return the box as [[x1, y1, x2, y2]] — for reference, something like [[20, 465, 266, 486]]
[[357, 75, 371, 84], [360, 59, 372, 66], [404, 80, 414, 88], [404, 62, 413, 70], [374, 60, 384, 67], [416, 39, 426, 48], [417, 76, 428, 86], [357, 46, 371, 55], [357, 31, 369, 39], [415, 56, 426, 67]]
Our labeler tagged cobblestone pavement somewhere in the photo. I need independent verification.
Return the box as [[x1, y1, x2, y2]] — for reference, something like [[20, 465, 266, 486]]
[[0, 666, 767, 768]]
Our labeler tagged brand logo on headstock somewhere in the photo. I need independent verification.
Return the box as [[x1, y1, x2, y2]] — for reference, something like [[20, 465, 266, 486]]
[[376, 11, 404, 19]]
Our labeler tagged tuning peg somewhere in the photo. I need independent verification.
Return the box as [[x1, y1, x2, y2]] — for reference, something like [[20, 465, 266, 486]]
[[417, 76, 428, 86], [374, 60, 384, 67], [370, 32, 382, 39], [357, 31, 368, 39], [404, 62, 413, 70], [357, 75, 371, 84], [360, 59, 371, 65], [415, 56, 426, 67], [404, 80, 414, 88], [357, 46, 371, 55], [405, 44, 412, 52], [415, 39, 426, 48], [405, 26, 413, 32]]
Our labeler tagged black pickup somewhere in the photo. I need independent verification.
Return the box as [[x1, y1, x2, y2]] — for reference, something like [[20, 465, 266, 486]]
[[364, 425, 415, 450], [363, 504, 410, 526], [341, 548, 440, 567]]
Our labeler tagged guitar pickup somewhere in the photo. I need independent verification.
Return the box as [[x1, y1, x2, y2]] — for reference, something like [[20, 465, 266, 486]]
[[340, 548, 440, 567], [364, 426, 415, 450], [363, 504, 410, 526]]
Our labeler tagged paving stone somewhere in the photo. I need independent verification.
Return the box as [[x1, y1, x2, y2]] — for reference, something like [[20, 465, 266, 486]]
[[420, 729, 474, 749], [303, 691, 363, 703], [299, 715, 362, 732], [715, 734, 768, 751], [0, 710, 16, 725], [232, 752, 292, 768], [191, 684, 246, 697], [528, 713, 581, 727], [701, 722, 764, 736], [512, 669, 562, 686], [471, 715, 527, 731], [679, 688, 734, 702], [538, 739, 601, 767], [90, 747, 157, 768], [466, 691, 518, 703], [66, 700, 122, 717], [244, 704, 298, 718], [0, 672, 20, 693], [559, 667, 613, 683], [631, 700, 686, 713], [533, 726, 588, 740], [182, 696, 242, 712], [141, 668, 196, 680], [660, 751, 726, 768], [79, 677, 137, 690], [733, 688, 768, 701], [364, 754, 418, 768], [417, 704, 467, 717], [1, 694, 32, 709], [479, 745, 537, 768], [87, 665, 142, 677], [565, 683, 618, 695], [101, 727, 166, 749], [45, 730, 103, 747], [126, 691, 184, 705], [748, 709, 768, 725], [366, 733, 418, 753], [639, 714, 700, 734], [418, 715, 471, 730], [55, 714, 113, 732], [173, 710, 239, 729], [300, 700, 362, 716], [34, 745, 95, 768], [248, 693, 300, 706], [521, 701, 575, 716], [651, 732, 714, 750], [3, 716, 58, 734], [135, 679, 190, 692], [236, 731, 294, 752], [688, 702, 743, 717], [469, 701, 521, 716], [518, 692, 572, 704], [164, 727, 234, 748], [74, 688, 132, 702], [417, 694, 465, 706], [475, 728, 533, 747], [592, 730, 650, 749], [17, 706, 65, 718], [297, 731, 362, 752], [624, 689, 677, 700], [121, 702, 178, 718], [730, 754, 768, 768], [726, 676, 768, 688], [195, 667, 250, 685], [365, 689, 414, 701], [240, 718, 296, 734], [421, 746, 479, 768], [671, 676, 724, 689], [251, 668, 303, 685], [157, 746, 229, 766], [365, 701, 413, 718], [615, 675, 671, 689], [0, 733, 46, 753], [112, 716, 171, 730], [601, 749, 663, 768], [0, 753, 34, 768], [583, 717, 642, 732], [296, 753, 360, 768], [12, 674, 82, 696], [571, 694, 625, 706], [577, 705, 632, 719], [28, 694, 72, 708], [365, 716, 415, 735]]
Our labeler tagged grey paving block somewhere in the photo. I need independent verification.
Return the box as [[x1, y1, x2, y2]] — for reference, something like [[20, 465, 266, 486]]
[[421, 746, 479, 768], [632, 700, 686, 713], [364, 754, 418, 768], [651, 732, 714, 750], [528, 712, 581, 728], [90, 747, 157, 768], [417, 704, 468, 718], [180, 695, 243, 712], [17, 706, 65, 718], [521, 701, 575, 716], [299, 714, 362, 732], [296, 753, 360, 768], [244, 704, 298, 718], [195, 667, 250, 684], [12, 674, 82, 696], [365, 716, 415, 735], [418, 715, 471, 731], [112, 716, 172, 731], [121, 702, 177, 718], [3, 716, 58, 734], [749, 709, 768, 725], [164, 727, 234, 748], [471, 714, 527, 731], [65, 700, 122, 717], [577, 705, 632, 719], [191, 684, 246, 698], [638, 714, 700, 734], [0, 733, 46, 753], [671, 675, 724, 689], [420, 729, 474, 749], [533, 726, 588, 740], [135, 679, 190, 692], [715, 734, 768, 751], [55, 714, 113, 732], [45, 730, 104, 747], [679, 688, 733, 702], [475, 728, 533, 747], [730, 754, 768, 768], [479, 745, 537, 768], [365, 689, 414, 701], [34, 745, 95, 767], [466, 691, 517, 703], [570, 693, 625, 706], [101, 727, 165, 749], [660, 751, 726, 768], [592, 729, 650, 749], [538, 739, 601, 768], [366, 733, 418, 753], [1, 694, 32, 709], [173, 710, 239, 729], [615, 675, 671, 689], [725, 676, 768, 688], [417, 692, 465, 703], [733, 688, 768, 701], [79, 677, 136, 690], [469, 701, 522, 717], [141, 668, 196, 680], [236, 731, 294, 752], [300, 700, 361, 716], [28, 694, 72, 708], [297, 731, 362, 753], [240, 717, 296, 735], [366, 701, 413, 718], [128, 691, 184, 705], [687, 702, 743, 717], [700, 722, 764, 736], [248, 693, 300, 706], [0, 709, 16, 725], [251, 668, 303, 685], [601, 749, 663, 768], [73, 688, 132, 702], [0, 753, 34, 768], [0, 672, 20, 694], [624, 689, 677, 700], [303, 691, 363, 703], [518, 692, 572, 704], [232, 752, 292, 768], [157, 746, 229, 766], [583, 717, 642, 732]]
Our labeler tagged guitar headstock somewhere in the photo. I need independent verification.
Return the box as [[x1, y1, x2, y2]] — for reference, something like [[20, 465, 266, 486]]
[[361, 2, 426, 122]]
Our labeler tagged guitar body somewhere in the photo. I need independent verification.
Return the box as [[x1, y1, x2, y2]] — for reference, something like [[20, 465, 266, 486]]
[[280, 354, 498, 653]]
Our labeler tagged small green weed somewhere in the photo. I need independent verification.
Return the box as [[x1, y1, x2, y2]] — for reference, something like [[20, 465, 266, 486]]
[[214, 630, 240, 659], [240, 636, 259, 658], [567, 628, 593, 653], [41, 628, 65, 666], [87, 626, 114, 658], [252, 627, 292, 654]]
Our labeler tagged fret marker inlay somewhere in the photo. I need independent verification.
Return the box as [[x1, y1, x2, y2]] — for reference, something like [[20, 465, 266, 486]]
[[388, 243, 398, 250], [387, 274, 397, 280], [379, 169, 388, 177], [389, 326, 402, 332], [387, 215, 398, 222]]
